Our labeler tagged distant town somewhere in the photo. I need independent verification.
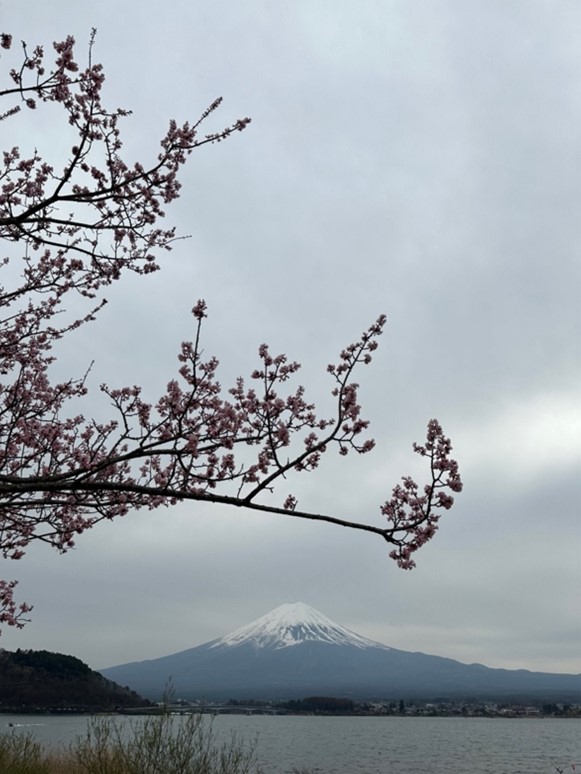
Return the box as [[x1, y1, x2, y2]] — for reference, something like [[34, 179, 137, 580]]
[[152, 696, 581, 719]]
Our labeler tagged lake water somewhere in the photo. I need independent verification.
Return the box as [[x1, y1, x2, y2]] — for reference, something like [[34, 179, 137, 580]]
[[2, 714, 579, 773]]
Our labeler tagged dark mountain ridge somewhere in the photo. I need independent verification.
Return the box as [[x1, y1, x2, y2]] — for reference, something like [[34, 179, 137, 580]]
[[100, 603, 581, 703], [0, 648, 148, 711]]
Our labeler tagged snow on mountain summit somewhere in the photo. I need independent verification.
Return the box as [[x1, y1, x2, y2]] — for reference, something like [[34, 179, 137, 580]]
[[211, 602, 390, 651]]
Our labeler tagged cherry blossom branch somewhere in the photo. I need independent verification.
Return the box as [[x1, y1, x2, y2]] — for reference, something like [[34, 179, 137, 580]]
[[0, 579, 32, 629], [0, 30, 462, 630], [0, 304, 461, 555]]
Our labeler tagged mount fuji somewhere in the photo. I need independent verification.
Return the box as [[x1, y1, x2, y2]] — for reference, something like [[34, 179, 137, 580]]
[[100, 602, 580, 702]]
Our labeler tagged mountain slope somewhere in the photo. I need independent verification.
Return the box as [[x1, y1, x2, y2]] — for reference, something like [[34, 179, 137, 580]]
[[100, 603, 581, 702], [0, 648, 148, 711]]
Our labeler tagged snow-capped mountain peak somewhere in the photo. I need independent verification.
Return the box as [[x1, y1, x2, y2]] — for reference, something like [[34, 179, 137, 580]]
[[210, 602, 390, 651]]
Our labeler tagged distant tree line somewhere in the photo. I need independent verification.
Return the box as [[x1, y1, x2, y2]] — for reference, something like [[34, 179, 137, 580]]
[[280, 696, 355, 714], [541, 702, 573, 716], [10, 648, 91, 677]]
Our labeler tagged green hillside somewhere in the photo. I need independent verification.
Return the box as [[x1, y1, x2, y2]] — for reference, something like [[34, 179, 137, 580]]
[[0, 649, 148, 712]]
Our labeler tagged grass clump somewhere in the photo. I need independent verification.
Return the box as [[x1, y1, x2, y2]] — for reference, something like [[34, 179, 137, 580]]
[[0, 713, 261, 774], [71, 712, 259, 774], [0, 731, 50, 774]]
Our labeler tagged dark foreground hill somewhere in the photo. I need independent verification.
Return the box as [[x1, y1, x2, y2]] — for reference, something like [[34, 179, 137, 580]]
[[100, 603, 581, 703], [0, 648, 148, 712]]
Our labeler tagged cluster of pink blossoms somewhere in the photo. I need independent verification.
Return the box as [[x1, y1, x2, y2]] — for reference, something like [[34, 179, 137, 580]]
[[381, 419, 463, 569]]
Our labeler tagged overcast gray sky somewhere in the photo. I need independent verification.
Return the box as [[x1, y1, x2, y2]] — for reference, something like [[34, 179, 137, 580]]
[[1, 0, 580, 676]]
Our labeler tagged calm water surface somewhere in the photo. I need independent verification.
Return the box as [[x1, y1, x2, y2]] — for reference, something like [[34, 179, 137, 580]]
[[2, 714, 579, 773]]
